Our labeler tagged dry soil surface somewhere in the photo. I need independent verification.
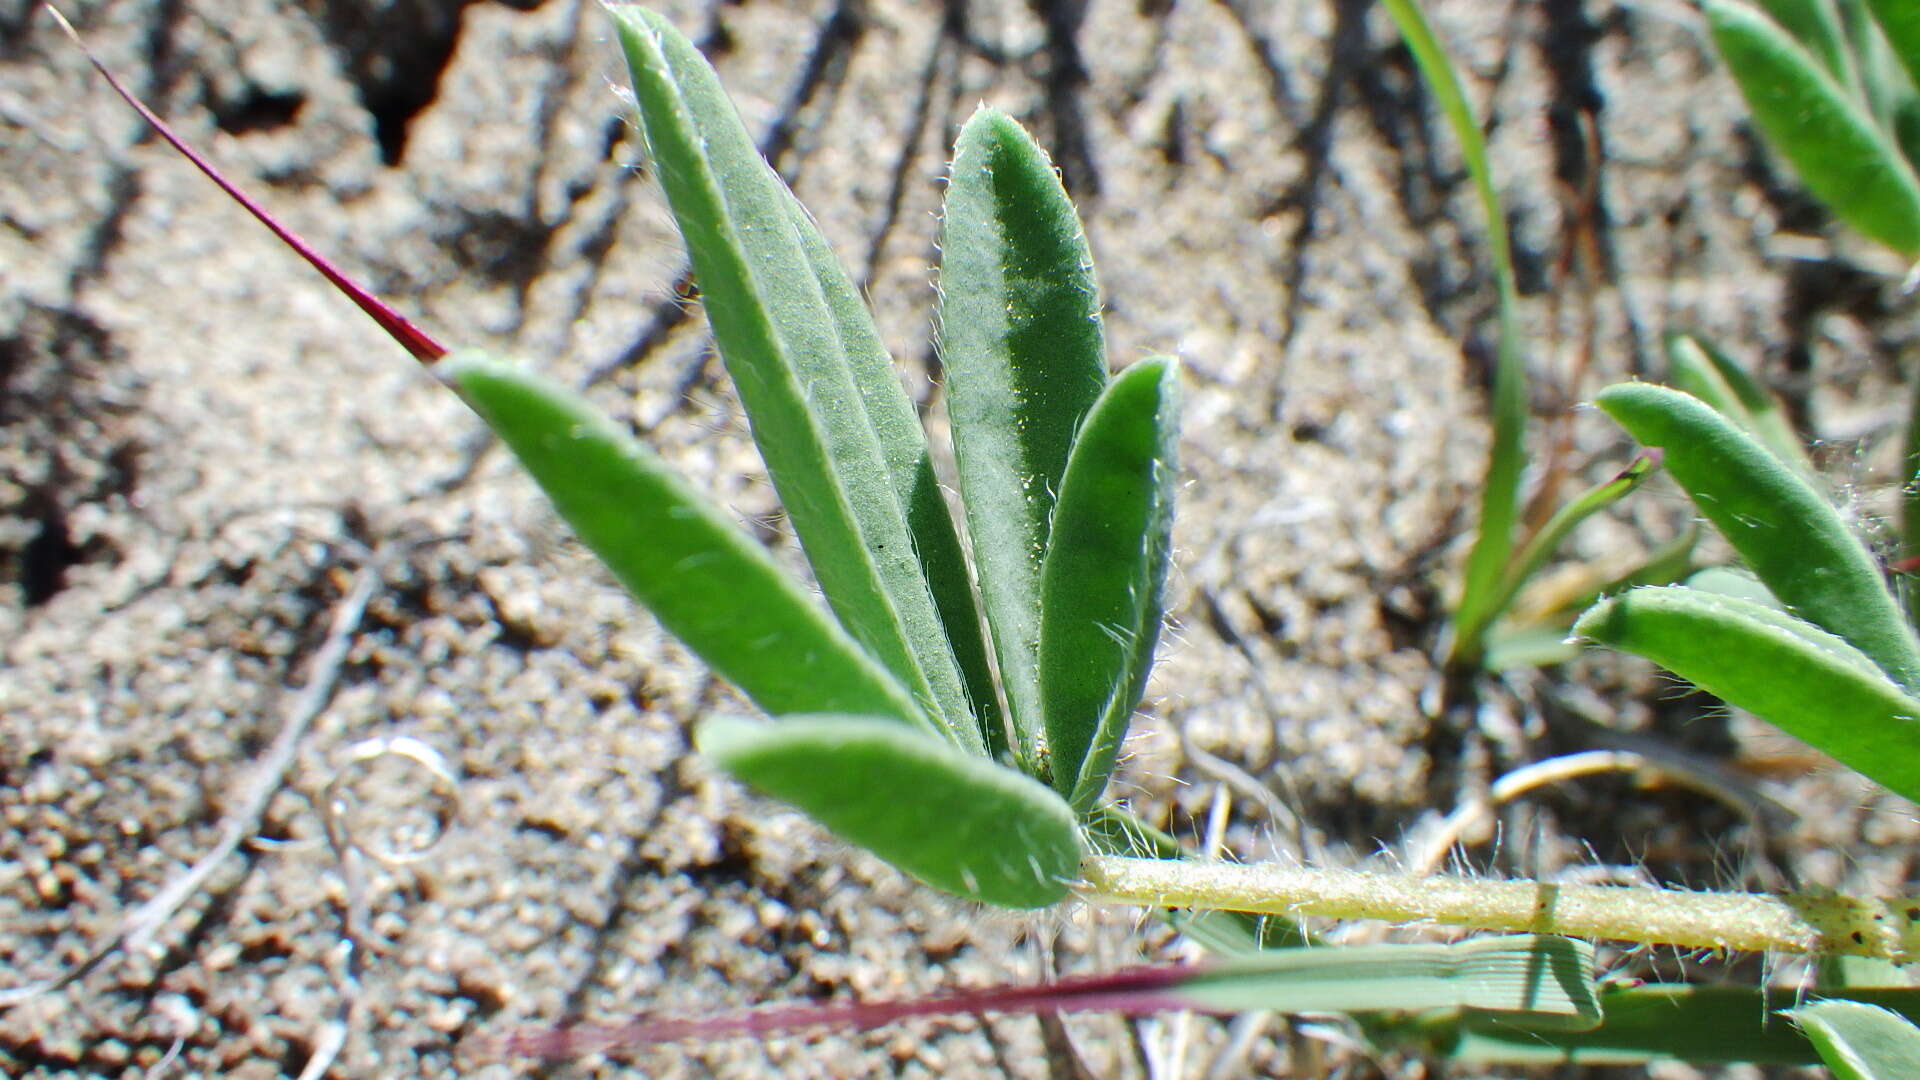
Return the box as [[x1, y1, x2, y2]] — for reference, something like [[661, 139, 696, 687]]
[[4, 0, 1918, 1077]]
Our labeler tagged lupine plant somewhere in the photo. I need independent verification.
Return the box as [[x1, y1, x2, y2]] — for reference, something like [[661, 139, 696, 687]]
[[50, 1, 1920, 1072], [1703, 0, 1920, 561]]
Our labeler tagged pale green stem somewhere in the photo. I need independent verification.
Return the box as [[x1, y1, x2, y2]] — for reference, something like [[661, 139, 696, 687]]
[[1077, 855, 1920, 962]]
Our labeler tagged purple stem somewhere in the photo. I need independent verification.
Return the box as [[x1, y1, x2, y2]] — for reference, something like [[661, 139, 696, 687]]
[[46, 3, 448, 363], [484, 963, 1205, 1060]]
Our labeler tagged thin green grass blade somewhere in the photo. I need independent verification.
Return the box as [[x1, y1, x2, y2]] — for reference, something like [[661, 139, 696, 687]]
[[1182, 936, 1598, 1027], [1482, 525, 1698, 670], [1662, 332, 1815, 478], [779, 192, 1005, 756], [1596, 382, 1920, 691], [1795, 1000, 1920, 1078], [1707, 0, 1920, 255], [1038, 358, 1181, 808], [1469, 451, 1659, 659], [938, 106, 1110, 761], [696, 715, 1080, 908], [1574, 585, 1920, 803], [1436, 985, 1920, 1065], [1380, 0, 1529, 669], [613, 8, 981, 751], [1820, 954, 1914, 989], [444, 354, 925, 727]]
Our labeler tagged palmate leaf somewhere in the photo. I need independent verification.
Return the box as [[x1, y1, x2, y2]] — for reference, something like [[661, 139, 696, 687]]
[[939, 106, 1110, 762], [695, 715, 1080, 909], [611, 7, 983, 752], [446, 354, 926, 726]]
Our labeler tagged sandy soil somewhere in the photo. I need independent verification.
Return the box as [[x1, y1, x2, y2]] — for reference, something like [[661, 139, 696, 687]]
[[4, 0, 1916, 1076]]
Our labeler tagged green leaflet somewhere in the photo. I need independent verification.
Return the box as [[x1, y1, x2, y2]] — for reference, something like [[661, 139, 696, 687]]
[[939, 106, 1109, 761], [444, 354, 924, 727], [1758, 0, 1857, 83], [1036, 358, 1181, 808], [1795, 1000, 1920, 1079], [1661, 331, 1814, 479], [1380, 0, 1528, 672], [1595, 382, 1920, 692], [1866, 0, 1920, 93], [1707, 0, 1920, 255], [696, 715, 1081, 909], [1838, 0, 1912, 129], [612, 8, 981, 751], [1574, 586, 1920, 804], [778, 192, 1005, 756], [1186, 935, 1599, 1027]]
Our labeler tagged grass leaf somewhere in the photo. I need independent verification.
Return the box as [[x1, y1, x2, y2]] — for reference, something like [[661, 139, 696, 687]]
[[1662, 331, 1815, 478], [1795, 1000, 1920, 1079], [1574, 585, 1920, 803], [1038, 357, 1181, 808], [1707, 0, 1920, 255], [1437, 984, 1920, 1065], [1595, 382, 1920, 691], [445, 353, 926, 727], [1379, 0, 1530, 670], [1185, 936, 1599, 1027], [696, 715, 1081, 908], [939, 106, 1110, 761], [612, 7, 982, 751]]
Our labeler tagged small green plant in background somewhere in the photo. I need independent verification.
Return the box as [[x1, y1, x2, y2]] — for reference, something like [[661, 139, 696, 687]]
[[1703, 0, 1920, 564], [1379, 0, 1674, 677], [51, 1, 1920, 1072]]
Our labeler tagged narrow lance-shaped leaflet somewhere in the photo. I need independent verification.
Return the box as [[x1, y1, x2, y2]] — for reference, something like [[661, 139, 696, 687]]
[[613, 7, 980, 749], [939, 105, 1110, 766], [1038, 356, 1182, 810], [1574, 586, 1920, 806], [1707, 0, 1920, 256]]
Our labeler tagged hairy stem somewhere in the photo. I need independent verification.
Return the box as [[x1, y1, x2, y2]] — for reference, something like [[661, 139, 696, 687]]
[[1077, 856, 1920, 962]]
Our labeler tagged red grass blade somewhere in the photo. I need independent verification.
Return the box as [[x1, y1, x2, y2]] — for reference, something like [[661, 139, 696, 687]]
[[476, 963, 1199, 1061], [44, 2, 447, 363]]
